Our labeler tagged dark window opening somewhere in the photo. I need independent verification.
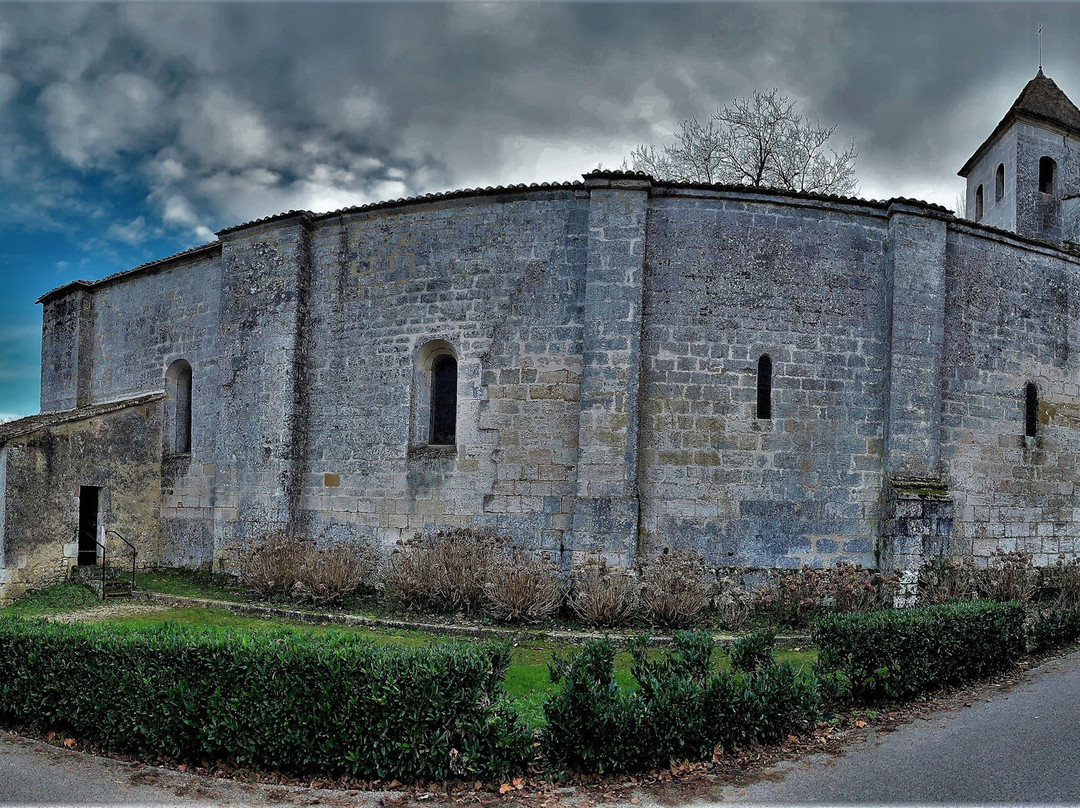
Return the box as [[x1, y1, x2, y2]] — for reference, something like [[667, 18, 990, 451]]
[[975, 185, 984, 221], [176, 364, 192, 453], [1025, 382, 1038, 438], [756, 354, 772, 420], [995, 164, 1005, 202], [78, 486, 99, 566], [430, 355, 458, 445], [1039, 157, 1055, 194]]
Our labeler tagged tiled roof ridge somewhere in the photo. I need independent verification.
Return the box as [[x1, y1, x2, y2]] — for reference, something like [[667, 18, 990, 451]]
[[0, 392, 165, 443], [37, 241, 221, 304]]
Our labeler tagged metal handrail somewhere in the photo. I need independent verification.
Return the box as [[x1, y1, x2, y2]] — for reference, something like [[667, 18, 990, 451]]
[[104, 529, 137, 595]]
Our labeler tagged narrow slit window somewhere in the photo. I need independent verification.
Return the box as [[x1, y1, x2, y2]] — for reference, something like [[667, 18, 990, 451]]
[[430, 354, 458, 445], [1039, 157, 1056, 194], [176, 364, 192, 453], [975, 185, 984, 221], [756, 354, 772, 420], [1025, 382, 1038, 439], [995, 164, 1004, 202]]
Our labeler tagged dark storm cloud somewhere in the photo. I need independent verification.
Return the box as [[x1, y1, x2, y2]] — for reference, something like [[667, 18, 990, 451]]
[[1, 2, 1076, 242]]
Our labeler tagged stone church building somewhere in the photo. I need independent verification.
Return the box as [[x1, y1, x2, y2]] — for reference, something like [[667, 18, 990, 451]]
[[4, 70, 1080, 603]]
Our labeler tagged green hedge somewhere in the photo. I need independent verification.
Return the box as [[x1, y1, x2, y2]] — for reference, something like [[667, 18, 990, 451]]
[[0, 616, 531, 781], [1026, 608, 1080, 653], [541, 633, 819, 773], [813, 600, 1025, 704]]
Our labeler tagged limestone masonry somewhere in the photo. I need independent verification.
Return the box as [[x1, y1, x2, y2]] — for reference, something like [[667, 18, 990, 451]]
[[4, 71, 1080, 603]]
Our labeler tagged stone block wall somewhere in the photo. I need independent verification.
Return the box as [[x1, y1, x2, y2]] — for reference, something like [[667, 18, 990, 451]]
[[638, 191, 888, 568], [942, 225, 1080, 566], [14, 174, 1080, 597], [0, 396, 163, 605]]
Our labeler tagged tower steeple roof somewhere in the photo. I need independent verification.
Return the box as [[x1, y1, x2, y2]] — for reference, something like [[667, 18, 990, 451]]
[[958, 71, 1080, 177]]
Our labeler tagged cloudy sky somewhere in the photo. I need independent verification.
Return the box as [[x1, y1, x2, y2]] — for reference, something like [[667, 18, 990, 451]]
[[0, 1, 1076, 419]]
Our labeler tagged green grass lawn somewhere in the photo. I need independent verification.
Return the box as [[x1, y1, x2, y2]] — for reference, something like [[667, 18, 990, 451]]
[[96, 604, 817, 729], [4, 581, 818, 730]]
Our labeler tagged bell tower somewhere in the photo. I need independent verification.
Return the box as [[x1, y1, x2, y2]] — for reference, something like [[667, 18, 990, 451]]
[[958, 70, 1080, 245]]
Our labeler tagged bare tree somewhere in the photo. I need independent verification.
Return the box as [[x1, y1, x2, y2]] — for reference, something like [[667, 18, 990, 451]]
[[627, 88, 858, 195]]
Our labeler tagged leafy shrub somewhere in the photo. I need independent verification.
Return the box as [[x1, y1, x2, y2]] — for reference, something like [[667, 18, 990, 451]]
[[484, 548, 563, 624], [814, 600, 1025, 704], [823, 562, 899, 613], [752, 566, 824, 629], [296, 542, 378, 606], [0, 616, 531, 781], [729, 628, 776, 673], [381, 526, 509, 614], [917, 555, 980, 605], [542, 633, 819, 773], [1025, 607, 1080, 653], [638, 550, 710, 627], [240, 530, 305, 598], [979, 549, 1034, 604], [567, 556, 639, 627]]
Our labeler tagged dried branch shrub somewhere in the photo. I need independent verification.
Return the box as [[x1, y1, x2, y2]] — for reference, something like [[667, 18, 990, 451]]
[[752, 566, 824, 629], [568, 555, 639, 627], [1040, 555, 1080, 609], [822, 562, 899, 614], [638, 550, 710, 627], [296, 542, 378, 606], [980, 549, 1034, 604], [917, 555, 980, 605], [241, 531, 378, 605], [240, 530, 305, 599], [484, 548, 563, 624], [381, 526, 509, 614], [713, 575, 752, 631]]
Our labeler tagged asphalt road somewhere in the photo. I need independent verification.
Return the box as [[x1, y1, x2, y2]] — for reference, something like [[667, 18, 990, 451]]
[[2, 648, 1079, 807], [708, 647, 1080, 805]]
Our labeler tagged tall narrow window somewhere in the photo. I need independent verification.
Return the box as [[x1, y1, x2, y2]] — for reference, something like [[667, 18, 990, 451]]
[[166, 359, 192, 454], [995, 163, 1005, 202], [1025, 382, 1038, 439], [975, 185, 984, 221], [756, 354, 772, 420], [430, 354, 458, 445], [1039, 157, 1056, 194]]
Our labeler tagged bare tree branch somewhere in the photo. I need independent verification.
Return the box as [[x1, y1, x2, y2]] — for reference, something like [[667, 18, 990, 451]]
[[626, 88, 859, 196]]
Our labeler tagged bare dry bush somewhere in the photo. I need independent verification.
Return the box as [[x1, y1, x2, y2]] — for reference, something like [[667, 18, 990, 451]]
[[917, 555, 980, 605], [980, 548, 1034, 604], [751, 566, 824, 629], [713, 574, 752, 631], [823, 562, 899, 613], [296, 542, 378, 606], [1040, 555, 1080, 609], [568, 555, 640, 627], [638, 550, 710, 627], [380, 526, 509, 614], [484, 548, 563, 624], [240, 530, 305, 599]]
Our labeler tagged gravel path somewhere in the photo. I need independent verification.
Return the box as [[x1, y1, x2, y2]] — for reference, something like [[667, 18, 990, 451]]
[[45, 603, 175, 623]]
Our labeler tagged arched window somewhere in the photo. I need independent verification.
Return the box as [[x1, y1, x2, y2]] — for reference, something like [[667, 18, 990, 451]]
[[995, 164, 1005, 202], [430, 354, 458, 445], [1039, 157, 1056, 194], [756, 354, 772, 420], [166, 359, 192, 454], [1025, 382, 1038, 439], [974, 185, 984, 221]]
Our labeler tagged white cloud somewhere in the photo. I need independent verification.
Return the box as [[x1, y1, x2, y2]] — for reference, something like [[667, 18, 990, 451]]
[[39, 73, 166, 168], [105, 215, 163, 246], [0, 74, 16, 108], [178, 87, 277, 170]]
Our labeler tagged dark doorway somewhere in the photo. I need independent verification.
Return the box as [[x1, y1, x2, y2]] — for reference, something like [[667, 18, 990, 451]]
[[78, 486, 99, 566]]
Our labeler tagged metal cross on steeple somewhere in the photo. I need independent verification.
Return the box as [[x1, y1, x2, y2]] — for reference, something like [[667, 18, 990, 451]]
[[1037, 24, 1044, 71]]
